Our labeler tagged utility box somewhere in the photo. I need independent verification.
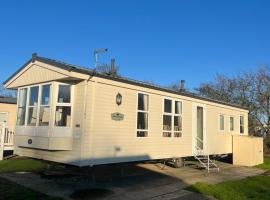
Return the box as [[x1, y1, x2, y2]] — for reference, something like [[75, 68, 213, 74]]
[[233, 135, 263, 166]]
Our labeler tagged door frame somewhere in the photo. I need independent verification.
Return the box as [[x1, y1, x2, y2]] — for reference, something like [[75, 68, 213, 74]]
[[192, 103, 207, 154]]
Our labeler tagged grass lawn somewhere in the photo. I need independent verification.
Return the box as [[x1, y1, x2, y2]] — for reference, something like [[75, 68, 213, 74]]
[[0, 158, 49, 173], [186, 156, 270, 200], [186, 176, 270, 200], [256, 156, 270, 171], [0, 157, 64, 173]]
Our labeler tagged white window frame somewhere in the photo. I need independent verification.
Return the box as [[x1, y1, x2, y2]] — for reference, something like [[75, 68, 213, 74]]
[[240, 115, 244, 134], [54, 82, 73, 127], [229, 116, 235, 132], [136, 92, 149, 137], [162, 97, 183, 138], [218, 114, 225, 132]]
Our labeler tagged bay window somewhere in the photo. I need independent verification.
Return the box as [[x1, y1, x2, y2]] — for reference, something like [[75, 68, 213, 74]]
[[55, 84, 71, 127], [137, 93, 149, 137], [17, 88, 27, 125], [163, 99, 182, 137]]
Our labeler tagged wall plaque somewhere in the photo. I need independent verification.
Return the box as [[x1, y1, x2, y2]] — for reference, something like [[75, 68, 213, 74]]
[[111, 112, 124, 121]]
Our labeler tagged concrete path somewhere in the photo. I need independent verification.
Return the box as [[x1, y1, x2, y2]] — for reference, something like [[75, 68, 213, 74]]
[[0, 161, 265, 200]]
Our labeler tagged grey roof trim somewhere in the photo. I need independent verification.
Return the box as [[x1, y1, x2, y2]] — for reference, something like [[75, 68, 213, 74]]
[[3, 54, 249, 110]]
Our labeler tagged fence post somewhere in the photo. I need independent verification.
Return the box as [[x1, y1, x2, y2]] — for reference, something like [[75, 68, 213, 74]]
[[0, 123, 6, 161]]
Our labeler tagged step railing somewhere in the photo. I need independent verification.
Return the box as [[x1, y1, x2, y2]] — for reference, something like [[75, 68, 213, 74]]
[[193, 136, 219, 172], [0, 123, 14, 160]]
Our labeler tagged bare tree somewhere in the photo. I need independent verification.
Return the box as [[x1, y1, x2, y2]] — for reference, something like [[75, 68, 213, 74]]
[[195, 67, 270, 137]]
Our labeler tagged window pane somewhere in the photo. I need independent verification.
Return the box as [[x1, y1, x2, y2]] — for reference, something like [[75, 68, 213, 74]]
[[163, 115, 172, 131], [138, 93, 148, 111], [29, 86, 39, 106], [220, 115, 224, 130], [174, 116, 182, 131], [18, 88, 27, 107], [137, 112, 148, 130], [27, 107, 38, 126], [174, 132, 182, 137], [230, 117, 234, 131], [163, 132, 171, 137], [55, 106, 71, 127], [240, 116, 244, 134], [175, 101, 182, 114], [164, 99, 172, 113], [41, 84, 51, 105], [58, 85, 71, 103], [39, 106, 50, 126], [0, 113, 8, 124], [17, 108, 26, 125], [137, 131, 148, 137]]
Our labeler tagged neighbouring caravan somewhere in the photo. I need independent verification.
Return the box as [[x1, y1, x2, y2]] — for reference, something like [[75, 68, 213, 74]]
[[3, 54, 263, 168]]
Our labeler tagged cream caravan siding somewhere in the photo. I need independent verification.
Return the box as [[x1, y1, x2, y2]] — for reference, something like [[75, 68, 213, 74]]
[[14, 81, 86, 166], [0, 103, 16, 127], [5, 61, 89, 89], [82, 77, 248, 165]]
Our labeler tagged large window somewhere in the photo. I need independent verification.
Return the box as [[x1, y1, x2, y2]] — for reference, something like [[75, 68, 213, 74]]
[[163, 99, 182, 137], [229, 116, 234, 131], [240, 115, 244, 134], [137, 93, 149, 137], [27, 86, 39, 126], [39, 84, 51, 126], [55, 84, 71, 127], [17, 88, 27, 125], [219, 114, 224, 131]]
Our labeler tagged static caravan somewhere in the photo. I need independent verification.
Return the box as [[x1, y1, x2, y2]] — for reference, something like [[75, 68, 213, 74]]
[[3, 54, 263, 168]]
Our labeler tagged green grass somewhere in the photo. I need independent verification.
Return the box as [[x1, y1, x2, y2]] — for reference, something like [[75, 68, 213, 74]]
[[0, 158, 48, 173], [186, 176, 270, 200], [0, 177, 61, 200], [256, 156, 270, 170]]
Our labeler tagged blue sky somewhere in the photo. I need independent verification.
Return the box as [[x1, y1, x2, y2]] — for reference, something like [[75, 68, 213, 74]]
[[0, 0, 269, 90]]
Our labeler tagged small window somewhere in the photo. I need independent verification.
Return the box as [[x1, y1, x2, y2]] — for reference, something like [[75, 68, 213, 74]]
[[230, 116, 234, 131], [240, 115, 244, 134], [137, 93, 149, 137], [58, 85, 71, 103], [164, 99, 172, 113], [17, 88, 27, 125], [163, 99, 182, 137], [219, 114, 224, 131], [27, 86, 39, 126]]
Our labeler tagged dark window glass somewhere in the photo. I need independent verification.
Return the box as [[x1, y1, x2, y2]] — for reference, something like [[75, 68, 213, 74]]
[[41, 84, 51, 105], [58, 85, 71, 103], [164, 99, 172, 113], [137, 112, 148, 130], [175, 101, 182, 114], [163, 115, 172, 131], [27, 107, 38, 126], [55, 106, 71, 127], [138, 93, 148, 111], [29, 86, 39, 106], [137, 131, 148, 137], [39, 106, 50, 126]]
